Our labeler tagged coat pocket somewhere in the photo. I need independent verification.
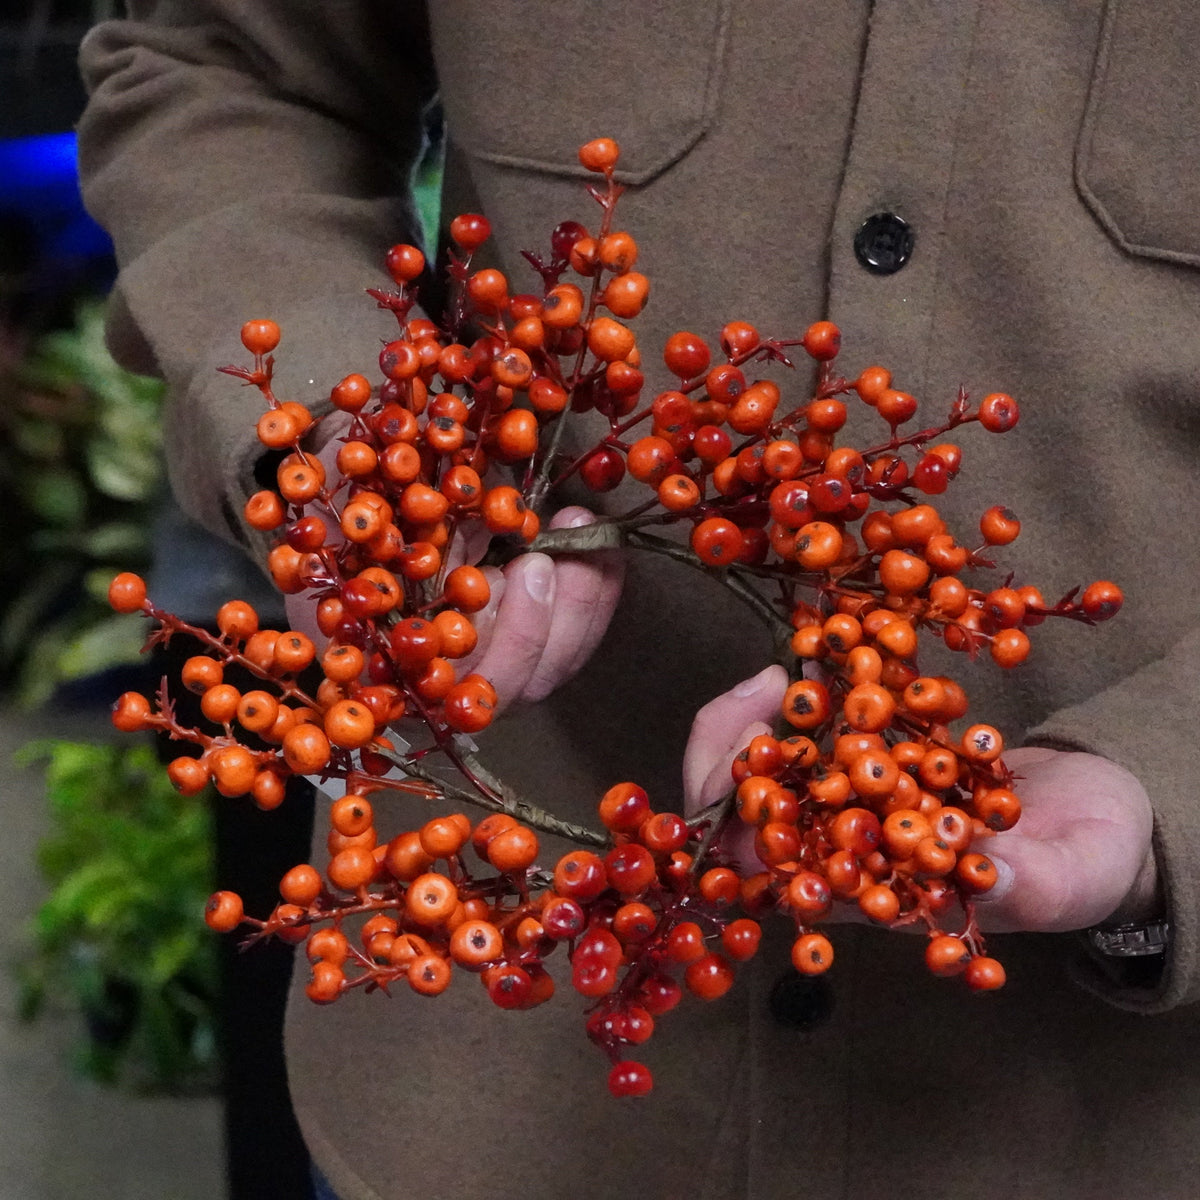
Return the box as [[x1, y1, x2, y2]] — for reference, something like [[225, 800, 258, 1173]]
[[428, 0, 729, 185], [1076, 0, 1200, 267]]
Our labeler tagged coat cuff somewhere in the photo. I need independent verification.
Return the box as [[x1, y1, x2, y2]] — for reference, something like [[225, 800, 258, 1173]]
[[1027, 626, 1200, 1013]]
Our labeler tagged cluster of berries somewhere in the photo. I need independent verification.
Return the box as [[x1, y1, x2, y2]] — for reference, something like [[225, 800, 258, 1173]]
[[106, 137, 1121, 1097]]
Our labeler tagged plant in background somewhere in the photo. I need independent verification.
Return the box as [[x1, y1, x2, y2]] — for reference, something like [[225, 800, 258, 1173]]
[[0, 298, 164, 706], [15, 738, 219, 1091]]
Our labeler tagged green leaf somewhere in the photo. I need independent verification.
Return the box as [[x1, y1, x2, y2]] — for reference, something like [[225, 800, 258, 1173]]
[[27, 468, 87, 528], [10, 414, 65, 462], [0, 559, 78, 662], [86, 438, 159, 503], [51, 613, 146, 682], [147, 932, 202, 988], [82, 521, 152, 560]]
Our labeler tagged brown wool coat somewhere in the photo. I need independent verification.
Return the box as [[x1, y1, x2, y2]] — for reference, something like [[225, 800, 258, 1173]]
[[79, 2, 1200, 1197]]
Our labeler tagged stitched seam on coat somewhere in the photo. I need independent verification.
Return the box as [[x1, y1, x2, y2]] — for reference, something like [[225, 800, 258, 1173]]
[[1073, 0, 1200, 267], [916, 1, 984, 392], [454, 0, 731, 186]]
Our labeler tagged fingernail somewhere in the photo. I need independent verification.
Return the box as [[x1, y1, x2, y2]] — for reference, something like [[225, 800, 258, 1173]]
[[974, 853, 1014, 904], [732, 666, 775, 697], [564, 509, 595, 528], [523, 554, 555, 604]]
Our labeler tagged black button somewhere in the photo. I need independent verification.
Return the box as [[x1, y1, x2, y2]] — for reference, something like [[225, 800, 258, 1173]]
[[768, 971, 833, 1030], [854, 212, 914, 275]]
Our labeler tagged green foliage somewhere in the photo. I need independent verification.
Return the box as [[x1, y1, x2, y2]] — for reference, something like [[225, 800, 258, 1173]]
[[0, 299, 165, 706], [15, 739, 219, 1092]]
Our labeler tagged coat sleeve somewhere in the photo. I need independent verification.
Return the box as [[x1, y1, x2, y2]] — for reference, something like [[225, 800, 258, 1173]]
[[77, 0, 438, 545], [1027, 625, 1200, 1014]]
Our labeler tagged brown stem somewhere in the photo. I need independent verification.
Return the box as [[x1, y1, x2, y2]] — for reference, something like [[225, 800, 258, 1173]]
[[374, 744, 609, 847]]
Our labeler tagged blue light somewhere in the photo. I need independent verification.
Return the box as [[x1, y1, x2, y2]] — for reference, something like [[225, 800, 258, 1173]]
[[0, 130, 113, 263], [0, 130, 81, 196]]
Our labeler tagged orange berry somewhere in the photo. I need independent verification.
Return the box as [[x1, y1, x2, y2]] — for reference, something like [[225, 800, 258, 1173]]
[[1081, 580, 1123, 621], [281, 723, 331, 774], [280, 864, 323, 907], [977, 392, 1019, 433], [586, 316, 636, 362], [216, 599, 259, 640], [449, 920, 504, 968], [961, 723, 1004, 764], [879, 549, 930, 596], [781, 679, 831, 731], [110, 691, 153, 732], [791, 932, 834, 975], [205, 890, 244, 932], [965, 955, 1007, 991], [854, 365, 891, 405], [449, 212, 491, 252], [578, 137, 620, 173], [107, 572, 147, 613], [240, 319, 280, 355], [990, 627, 1031, 668], [327, 845, 377, 892], [419, 815, 471, 859], [979, 504, 1021, 545], [211, 745, 257, 797], [801, 320, 841, 361], [407, 953, 452, 996], [385, 242, 425, 283], [273, 630, 316, 674], [602, 270, 650, 317], [486, 825, 539, 872], [480, 486, 527, 535], [794, 521, 843, 570], [405, 872, 459, 926], [925, 934, 972, 977], [842, 682, 896, 733], [236, 690, 279, 734], [167, 756, 210, 795], [200, 683, 241, 725], [323, 699, 376, 749]]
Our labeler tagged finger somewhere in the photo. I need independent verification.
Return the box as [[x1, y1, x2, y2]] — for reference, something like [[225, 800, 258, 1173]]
[[972, 819, 1133, 933], [972, 748, 1153, 932], [442, 516, 492, 576], [458, 566, 505, 664], [462, 553, 556, 711], [523, 509, 625, 701], [696, 720, 774, 811], [682, 665, 788, 813]]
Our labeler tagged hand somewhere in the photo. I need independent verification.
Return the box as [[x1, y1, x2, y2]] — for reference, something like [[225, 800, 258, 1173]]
[[972, 746, 1157, 933], [681, 669, 1159, 936], [456, 506, 625, 710], [682, 664, 788, 869]]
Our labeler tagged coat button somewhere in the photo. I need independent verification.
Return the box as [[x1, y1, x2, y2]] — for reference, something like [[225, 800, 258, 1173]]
[[854, 212, 914, 275], [768, 971, 834, 1030]]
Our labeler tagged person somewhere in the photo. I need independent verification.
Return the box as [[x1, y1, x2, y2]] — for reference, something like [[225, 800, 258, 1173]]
[[76, 3, 1200, 1197]]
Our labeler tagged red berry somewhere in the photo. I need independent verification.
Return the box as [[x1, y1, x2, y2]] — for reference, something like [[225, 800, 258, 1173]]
[[449, 213, 491, 252], [385, 243, 425, 284], [607, 1060, 653, 1097], [663, 331, 712, 380], [977, 392, 1019, 432], [1080, 580, 1123, 621]]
